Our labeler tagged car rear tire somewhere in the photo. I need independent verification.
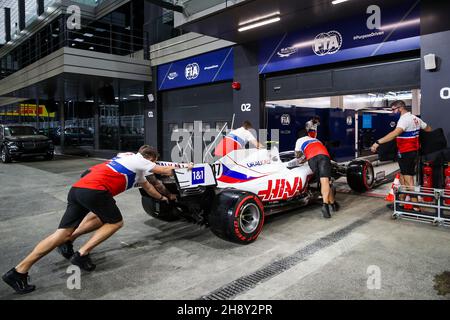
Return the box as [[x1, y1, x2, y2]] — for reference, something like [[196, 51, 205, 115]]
[[209, 190, 265, 245], [346, 160, 375, 193], [1, 147, 12, 164], [140, 189, 180, 222]]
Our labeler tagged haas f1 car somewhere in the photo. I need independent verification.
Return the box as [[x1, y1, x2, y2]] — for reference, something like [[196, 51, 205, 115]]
[[140, 148, 375, 244]]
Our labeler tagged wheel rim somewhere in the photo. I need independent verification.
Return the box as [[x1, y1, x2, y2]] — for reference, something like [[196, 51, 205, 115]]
[[365, 166, 374, 187], [239, 203, 260, 234], [1, 149, 5, 162]]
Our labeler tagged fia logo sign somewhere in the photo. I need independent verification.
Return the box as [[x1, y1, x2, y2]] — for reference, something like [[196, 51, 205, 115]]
[[185, 63, 200, 80], [313, 31, 342, 56], [281, 114, 291, 126]]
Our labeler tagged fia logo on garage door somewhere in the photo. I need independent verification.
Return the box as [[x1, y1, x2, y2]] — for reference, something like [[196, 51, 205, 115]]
[[312, 31, 343, 56], [185, 63, 200, 80], [281, 114, 291, 126]]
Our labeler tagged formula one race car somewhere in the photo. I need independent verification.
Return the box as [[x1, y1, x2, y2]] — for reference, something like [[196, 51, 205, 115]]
[[140, 148, 375, 244]]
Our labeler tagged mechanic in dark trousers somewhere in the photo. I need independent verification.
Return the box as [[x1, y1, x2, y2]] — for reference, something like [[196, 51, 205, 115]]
[[371, 100, 432, 210], [295, 129, 339, 219], [2, 145, 190, 294]]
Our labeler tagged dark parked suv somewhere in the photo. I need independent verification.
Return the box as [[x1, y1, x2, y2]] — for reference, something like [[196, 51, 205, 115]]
[[0, 124, 55, 163]]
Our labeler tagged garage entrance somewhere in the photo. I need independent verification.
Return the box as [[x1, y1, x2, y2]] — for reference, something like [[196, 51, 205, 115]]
[[264, 58, 421, 162], [160, 82, 233, 161]]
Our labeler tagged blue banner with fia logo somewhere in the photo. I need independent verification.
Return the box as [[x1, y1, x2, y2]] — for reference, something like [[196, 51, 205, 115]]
[[259, 0, 420, 74], [157, 47, 234, 91]]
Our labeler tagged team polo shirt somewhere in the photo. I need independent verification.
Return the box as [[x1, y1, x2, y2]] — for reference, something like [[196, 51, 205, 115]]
[[226, 127, 257, 148], [295, 136, 330, 160], [73, 153, 156, 196], [396, 112, 427, 154]]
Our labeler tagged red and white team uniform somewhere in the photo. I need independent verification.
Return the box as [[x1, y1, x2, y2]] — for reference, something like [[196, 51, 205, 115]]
[[73, 153, 155, 196], [295, 136, 330, 160], [396, 112, 428, 154], [214, 127, 257, 157]]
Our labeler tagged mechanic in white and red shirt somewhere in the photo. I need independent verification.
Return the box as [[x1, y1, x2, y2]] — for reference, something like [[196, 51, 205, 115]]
[[2, 145, 192, 294], [305, 116, 321, 139], [371, 100, 432, 209], [214, 120, 264, 157], [295, 129, 338, 219]]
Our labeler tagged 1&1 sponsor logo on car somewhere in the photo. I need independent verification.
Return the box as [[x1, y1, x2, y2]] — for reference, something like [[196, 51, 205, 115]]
[[192, 167, 205, 185]]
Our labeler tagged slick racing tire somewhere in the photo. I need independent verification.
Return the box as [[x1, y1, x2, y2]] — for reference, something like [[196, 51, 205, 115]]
[[346, 160, 375, 193], [140, 189, 179, 222], [209, 190, 265, 245]]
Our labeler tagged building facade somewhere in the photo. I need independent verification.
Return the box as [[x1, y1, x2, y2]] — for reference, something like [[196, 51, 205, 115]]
[[0, 0, 179, 156], [148, 0, 450, 162]]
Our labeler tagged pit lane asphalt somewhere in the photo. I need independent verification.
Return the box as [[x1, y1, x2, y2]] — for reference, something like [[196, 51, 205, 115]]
[[0, 156, 449, 300]]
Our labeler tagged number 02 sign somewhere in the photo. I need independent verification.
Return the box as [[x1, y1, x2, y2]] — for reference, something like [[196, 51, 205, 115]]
[[241, 103, 252, 112], [441, 87, 450, 100]]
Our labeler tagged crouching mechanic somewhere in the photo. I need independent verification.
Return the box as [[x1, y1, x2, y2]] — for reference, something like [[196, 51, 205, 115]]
[[294, 129, 339, 219], [2, 145, 191, 294]]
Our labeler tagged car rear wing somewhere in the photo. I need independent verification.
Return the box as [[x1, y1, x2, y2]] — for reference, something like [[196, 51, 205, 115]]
[[173, 164, 217, 194]]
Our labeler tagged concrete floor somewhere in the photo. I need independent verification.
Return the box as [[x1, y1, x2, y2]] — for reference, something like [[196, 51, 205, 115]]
[[0, 156, 449, 300]]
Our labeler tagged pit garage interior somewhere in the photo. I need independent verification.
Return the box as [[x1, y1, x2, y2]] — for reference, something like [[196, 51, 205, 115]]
[[1, 0, 450, 301]]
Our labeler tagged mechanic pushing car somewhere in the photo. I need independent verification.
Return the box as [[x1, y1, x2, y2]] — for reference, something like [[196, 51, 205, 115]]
[[214, 120, 264, 157], [294, 129, 339, 219], [371, 100, 432, 211], [305, 116, 321, 139], [2, 145, 191, 295]]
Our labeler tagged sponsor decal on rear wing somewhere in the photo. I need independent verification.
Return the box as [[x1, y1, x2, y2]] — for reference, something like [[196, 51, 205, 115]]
[[174, 164, 217, 190]]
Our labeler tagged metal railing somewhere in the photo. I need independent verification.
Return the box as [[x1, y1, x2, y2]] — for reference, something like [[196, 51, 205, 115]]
[[393, 185, 450, 227]]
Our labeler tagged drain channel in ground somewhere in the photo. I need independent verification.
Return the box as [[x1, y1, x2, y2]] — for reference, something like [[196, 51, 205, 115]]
[[200, 207, 386, 300]]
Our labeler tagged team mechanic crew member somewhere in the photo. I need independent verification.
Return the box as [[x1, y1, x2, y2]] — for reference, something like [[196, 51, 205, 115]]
[[371, 100, 432, 210], [214, 121, 264, 157], [305, 116, 321, 139], [295, 129, 339, 219], [2, 145, 191, 294]]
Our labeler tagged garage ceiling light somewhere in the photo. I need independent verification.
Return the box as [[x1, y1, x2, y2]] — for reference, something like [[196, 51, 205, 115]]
[[239, 12, 280, 26], [238, 16, 281, 32], [380, 18, 420, 31], [130, 94, 145, 97], [332, 0, 350, 4]]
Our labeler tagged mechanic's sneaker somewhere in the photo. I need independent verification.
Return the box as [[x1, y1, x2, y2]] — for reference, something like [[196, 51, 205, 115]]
[[57, 241, 74, 260], [331, 202, 340, 212], [70, 252, 96, 272], [2, 268, 36, 295], [322, 204, 332, 219]]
